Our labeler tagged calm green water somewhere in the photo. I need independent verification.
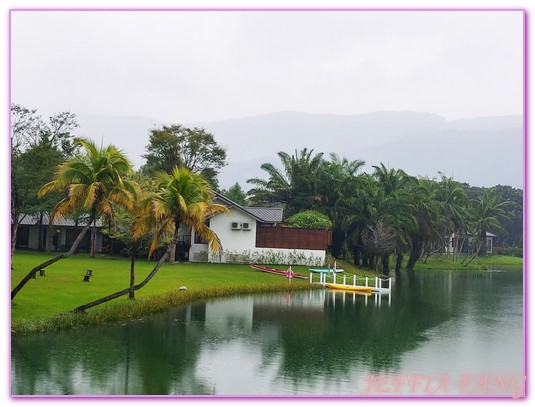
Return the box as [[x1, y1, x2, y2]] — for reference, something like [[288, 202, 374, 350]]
[[11, 269, 524, 397]]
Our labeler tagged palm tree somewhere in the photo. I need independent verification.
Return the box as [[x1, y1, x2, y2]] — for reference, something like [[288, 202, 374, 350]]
[[11, 139, 137, 300], [247, 148, 324, 216], [341, 164, 416, 274], [71, 167, 229, 312], [39, 138, 138, 257], [140, 166, 230, 263], [434, 175, 469, 262], [405, 177, 442, 270], [462, 189, 511, 265]]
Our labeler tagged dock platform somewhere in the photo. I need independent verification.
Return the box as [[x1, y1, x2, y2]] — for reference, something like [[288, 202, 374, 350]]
[[311, 273, 392, 294]]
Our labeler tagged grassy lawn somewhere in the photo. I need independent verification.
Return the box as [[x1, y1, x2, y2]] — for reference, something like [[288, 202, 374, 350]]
[[11, 251, 322, 324], [413, 254, 523, 270]]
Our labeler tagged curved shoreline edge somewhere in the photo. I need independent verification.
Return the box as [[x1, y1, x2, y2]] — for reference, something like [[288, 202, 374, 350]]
[[12, 281, 320, 336]]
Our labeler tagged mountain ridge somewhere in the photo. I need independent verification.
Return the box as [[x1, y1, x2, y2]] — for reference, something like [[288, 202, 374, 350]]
[[73, 110, 523, 189]]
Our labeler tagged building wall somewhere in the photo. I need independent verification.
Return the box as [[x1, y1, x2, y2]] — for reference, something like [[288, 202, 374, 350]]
[[189, 209, 327, 266], [27, 227, 40, 250], [208, 247, 325, 266], [21, 226, 103, 252], [256, 226, 332, 250], [189, 210, 257, 262]]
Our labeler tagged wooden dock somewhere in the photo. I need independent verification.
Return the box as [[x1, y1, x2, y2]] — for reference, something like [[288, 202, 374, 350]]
[[310, 272, 392, 294]]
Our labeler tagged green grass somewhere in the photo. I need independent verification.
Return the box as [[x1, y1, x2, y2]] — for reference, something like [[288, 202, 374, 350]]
[[11, 283, 317, 335], [11, 251, 321, 323], [413, 254, 523, 270], [12, 251, 520, 334]]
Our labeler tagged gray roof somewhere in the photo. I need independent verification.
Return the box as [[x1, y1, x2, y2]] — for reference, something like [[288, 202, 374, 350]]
[[244, 207, 283, 223], [214, 192, 283, 224], [18, 213, 103, 227]]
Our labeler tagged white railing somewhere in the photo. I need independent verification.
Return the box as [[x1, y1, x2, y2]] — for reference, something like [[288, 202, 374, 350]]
[[311, 272, 392, 292]]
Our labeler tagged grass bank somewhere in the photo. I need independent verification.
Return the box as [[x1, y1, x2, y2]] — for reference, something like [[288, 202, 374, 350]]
[[12, 251, 346, 334], [413, 254, 523, 271], [11, 282, 315, 335]]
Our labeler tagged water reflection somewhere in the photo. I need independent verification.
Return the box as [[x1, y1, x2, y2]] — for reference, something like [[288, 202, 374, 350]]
[[11, 270, 523, 396]]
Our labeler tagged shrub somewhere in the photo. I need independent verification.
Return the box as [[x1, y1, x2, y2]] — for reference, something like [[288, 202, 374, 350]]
[[493, 246, 523, 258], [287, 210, 332, 229]]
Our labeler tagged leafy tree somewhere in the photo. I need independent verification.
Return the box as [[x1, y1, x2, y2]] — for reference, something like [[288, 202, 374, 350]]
[[434, 174, 469, 262], [12, 144, 63, 252], [140, 166, 230, 263], [462, 189, 512, 265], [316, 154, 365, 258], [10, 104, 79, 257], [221, 182, 249, 206], [405, 177, 442, 270], [11, 104, 43, 151], [287, 210, 333, 229], [11, 139, 137, 301], [141, 125, 227, 188], [247, 148, 324, 216], [38, 138, 138, 257], [463, 184, 523, 248]]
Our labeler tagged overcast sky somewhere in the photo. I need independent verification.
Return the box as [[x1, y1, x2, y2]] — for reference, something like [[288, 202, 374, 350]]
[[11, 10, 524, 123]]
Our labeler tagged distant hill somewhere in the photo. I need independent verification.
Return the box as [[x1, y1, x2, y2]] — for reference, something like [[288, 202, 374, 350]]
[[74, 111, 523, 190]]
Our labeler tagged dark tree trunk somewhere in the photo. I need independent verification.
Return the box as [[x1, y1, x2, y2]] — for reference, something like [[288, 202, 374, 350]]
[[369, 255, 376, 271], [395, 251, 403, 276], [11, 223, 92, 300], [330, 227, 345, 259], [11, 220, 20, 259], [479, 229, 487, 256], [168, 221, 181, 263], [129, 240, 138, 300], [168, 241, 177, 263], [72, 251, 169, 313], [352, 244, 361, 267], [46, 215, 54, 253], [406, 238, 423, 271], [90, 219, 97, 258], [381, 253, 390, 275], [361, 253, 369, 269], [37, 212, 44, 251]]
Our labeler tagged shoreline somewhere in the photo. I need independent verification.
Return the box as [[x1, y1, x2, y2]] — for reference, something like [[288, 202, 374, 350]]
[[11, 281, 319, 336], [11, 252, 522, 336]]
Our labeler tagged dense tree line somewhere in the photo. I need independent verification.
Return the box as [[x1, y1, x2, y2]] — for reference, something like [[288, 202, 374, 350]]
[[246, 148, 522, 273], [11, 104, 522, 282]]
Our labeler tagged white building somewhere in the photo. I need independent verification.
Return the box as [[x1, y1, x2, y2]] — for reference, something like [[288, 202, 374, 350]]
[[188, 193, 331, 266]]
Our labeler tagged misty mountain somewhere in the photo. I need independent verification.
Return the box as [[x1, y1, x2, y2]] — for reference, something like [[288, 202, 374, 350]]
[[74, 111, 523, 190]]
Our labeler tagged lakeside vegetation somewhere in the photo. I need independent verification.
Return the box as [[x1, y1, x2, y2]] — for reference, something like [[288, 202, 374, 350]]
[[11, 251, 521, 335], [11, 105, 523, 335]]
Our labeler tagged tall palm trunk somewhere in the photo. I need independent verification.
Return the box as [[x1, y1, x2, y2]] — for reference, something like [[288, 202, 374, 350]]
[[11, 221, 20, 259], [479, 228, 488, 256], [46, 215, 54, 252], [395, 251, 403, 276], [168, 220, 181, 263], [129, 239, 138, 300], [90, 218, 97, 258], [37, 212, 44, 251], [381, 253, 390, 275], [406, 237, 423, 271], [452, 232, 459, 262]]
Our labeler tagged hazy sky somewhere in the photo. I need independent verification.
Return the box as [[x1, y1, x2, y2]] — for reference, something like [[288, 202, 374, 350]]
[[10, 9, 524, 123]]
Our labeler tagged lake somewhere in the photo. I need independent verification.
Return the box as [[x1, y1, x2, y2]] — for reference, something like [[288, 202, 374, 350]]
[[11, 269, 524, 397]]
